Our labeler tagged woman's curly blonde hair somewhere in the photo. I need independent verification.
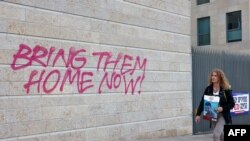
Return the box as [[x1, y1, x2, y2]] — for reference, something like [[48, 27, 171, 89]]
[[208, 68, 231, 90]]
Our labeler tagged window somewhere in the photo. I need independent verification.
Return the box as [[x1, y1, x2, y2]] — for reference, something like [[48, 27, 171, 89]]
[[197, 17, 210, 46], [197, 0, 209, 5], [227, 11, 242, 42]]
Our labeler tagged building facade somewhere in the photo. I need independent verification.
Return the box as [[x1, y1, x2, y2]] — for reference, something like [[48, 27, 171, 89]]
[[192, 0, 250, 49], [0, 0, 191, 140]]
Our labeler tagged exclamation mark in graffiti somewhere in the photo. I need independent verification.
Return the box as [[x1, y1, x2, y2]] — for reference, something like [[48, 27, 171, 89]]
[[138, 74, 145, 94]]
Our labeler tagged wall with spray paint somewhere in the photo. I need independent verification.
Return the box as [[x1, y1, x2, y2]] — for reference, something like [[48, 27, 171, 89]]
[[0, 0, 191, 140], [11, 44, 147, 95]]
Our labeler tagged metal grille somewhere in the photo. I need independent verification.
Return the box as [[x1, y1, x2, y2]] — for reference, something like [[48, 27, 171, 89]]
[[192, 47, 250, 134]]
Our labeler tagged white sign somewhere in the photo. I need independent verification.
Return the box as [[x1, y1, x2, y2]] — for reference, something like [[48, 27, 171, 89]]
[[231, 93, 249, 115]]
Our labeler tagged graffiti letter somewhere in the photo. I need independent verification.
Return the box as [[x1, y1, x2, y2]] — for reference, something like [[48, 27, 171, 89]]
[[124, 75, 141, 95], [60, 68, 80, 91], [113, 73, 121, 89], [70, 47, 87, 69], [43, 70, 60, 94], [78, 71, 94, 93], [24, 70, 45, 94], [130, 56, 147, 75], [11, 44, 32, 70], [46, 47, 56, 66], [31, 45, 48, 67], [92, 52, 111, 71], [105, 53, 123, 71], [98, 72, 115, 94], [120, 54, 133, 75], [52, 49, 71, 68]]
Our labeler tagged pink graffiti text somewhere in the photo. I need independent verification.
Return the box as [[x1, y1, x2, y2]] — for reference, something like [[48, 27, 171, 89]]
[[11, 44, 147, 95]]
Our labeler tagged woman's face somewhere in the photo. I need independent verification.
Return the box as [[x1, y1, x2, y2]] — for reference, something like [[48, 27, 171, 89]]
[[211, 72, 219, 83]]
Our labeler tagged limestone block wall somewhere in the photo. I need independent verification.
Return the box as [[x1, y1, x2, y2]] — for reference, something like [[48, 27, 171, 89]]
[[0, 0, 191, 140]]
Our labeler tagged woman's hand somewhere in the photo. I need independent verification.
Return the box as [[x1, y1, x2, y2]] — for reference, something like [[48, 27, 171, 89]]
[[217, 107, 223, 113], [195, 116, 200, 123]]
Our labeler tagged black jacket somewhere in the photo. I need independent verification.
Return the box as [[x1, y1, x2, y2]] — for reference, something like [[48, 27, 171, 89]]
[[196, 84, 235, 124]]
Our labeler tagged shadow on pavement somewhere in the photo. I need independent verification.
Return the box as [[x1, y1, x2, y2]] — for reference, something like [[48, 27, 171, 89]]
[[134, 133, 213, 141]]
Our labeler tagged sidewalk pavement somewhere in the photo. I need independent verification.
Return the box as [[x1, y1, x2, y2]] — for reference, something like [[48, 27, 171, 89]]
[[136, 133, 213, 141]]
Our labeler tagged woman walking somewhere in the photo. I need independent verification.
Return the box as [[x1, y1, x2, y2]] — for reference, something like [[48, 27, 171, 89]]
[[195, 68, 235, 141]]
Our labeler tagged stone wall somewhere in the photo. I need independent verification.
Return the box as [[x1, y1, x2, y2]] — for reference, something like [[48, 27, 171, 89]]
[[0, 0, 191, 140]]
